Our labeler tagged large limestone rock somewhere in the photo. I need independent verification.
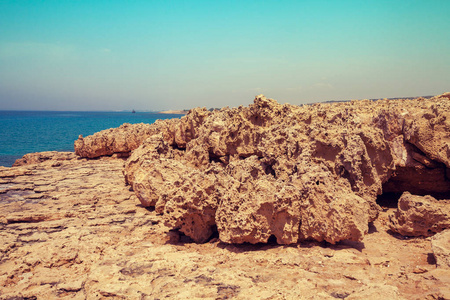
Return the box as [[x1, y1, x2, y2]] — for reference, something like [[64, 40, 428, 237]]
[[215, 156, 303, 244], [389, 192, 450, 236], [78, 93, 450, 244]]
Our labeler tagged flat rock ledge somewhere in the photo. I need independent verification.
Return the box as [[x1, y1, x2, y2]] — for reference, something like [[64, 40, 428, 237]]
[[1, 152, 450, 299], [76, 93, 450, 245]]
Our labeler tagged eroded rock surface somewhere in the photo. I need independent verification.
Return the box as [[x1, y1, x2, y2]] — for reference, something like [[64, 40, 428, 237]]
[[1, 153, 449, 299], [74, 120, 178, 158], [118, 94, 450, 244], [389, 192, 450, 236], [432, 229, 450, 269]]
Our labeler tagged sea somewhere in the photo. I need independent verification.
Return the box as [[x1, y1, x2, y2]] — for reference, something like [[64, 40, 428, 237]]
[[0, 111, 183, 167]]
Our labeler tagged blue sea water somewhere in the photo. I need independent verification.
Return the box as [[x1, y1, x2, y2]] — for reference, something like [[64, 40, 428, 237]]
[[0, 111, 182, 167]]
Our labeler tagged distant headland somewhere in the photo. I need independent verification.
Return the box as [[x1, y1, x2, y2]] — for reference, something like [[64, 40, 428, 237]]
[[158, 109, 189, 115]]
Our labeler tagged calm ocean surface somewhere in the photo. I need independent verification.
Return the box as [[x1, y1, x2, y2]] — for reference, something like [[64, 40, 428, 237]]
[[0, 111, 182, 167]]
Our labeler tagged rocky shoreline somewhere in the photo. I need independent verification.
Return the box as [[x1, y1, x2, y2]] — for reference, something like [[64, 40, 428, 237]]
[[1, 94, 450, 299]]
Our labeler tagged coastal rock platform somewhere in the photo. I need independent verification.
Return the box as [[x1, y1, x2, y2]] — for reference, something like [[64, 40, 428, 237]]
[[1, 153, 449, 299]]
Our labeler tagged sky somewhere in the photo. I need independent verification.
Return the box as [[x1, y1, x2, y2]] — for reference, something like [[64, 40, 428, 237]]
[[0, 0, 449, 111]]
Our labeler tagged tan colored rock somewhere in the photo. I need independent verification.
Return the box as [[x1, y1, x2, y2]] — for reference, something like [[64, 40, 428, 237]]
[[437, 92, 450, 100], [389, 192, 450, 236], [432, 229, 450, 268], [119, 94, 450, 244], [12, 151, 77, 167], [74, 120, 178, 158], [157, 161, 219, 243], [403, 100, 450, 168], [216, 156, 303, 244], [298, 175, 370, 244], [2, 150, 450, 299], [347, 284, 404, 300]]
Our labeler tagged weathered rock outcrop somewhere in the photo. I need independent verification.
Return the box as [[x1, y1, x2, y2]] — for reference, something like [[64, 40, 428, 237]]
[[78, 94, 450, 244], [389, 192, 450, 236], [12, 151, 77, 167], [74, 121, 178, 158]]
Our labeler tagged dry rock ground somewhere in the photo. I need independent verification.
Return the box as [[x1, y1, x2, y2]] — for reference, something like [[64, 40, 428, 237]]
[[1, 94, 450, 299], [0, 153, 449, 299]]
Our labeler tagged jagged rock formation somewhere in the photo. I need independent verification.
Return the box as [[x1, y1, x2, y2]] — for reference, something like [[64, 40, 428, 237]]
[[77, 94, 450, 245], [74, 121, 178, 158]]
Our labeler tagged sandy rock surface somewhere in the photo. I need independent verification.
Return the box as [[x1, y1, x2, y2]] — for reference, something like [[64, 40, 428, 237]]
[[116, 94, 450, 244], [1, 153, 449, 299], [432, 229, 450, 269]]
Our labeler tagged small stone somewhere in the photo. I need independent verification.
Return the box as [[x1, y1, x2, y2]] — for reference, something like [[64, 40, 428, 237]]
[[413, 266, 428, 274]]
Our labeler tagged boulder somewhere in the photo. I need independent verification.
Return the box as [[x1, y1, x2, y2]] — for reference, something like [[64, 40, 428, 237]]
[[74, 120, 177, 158], [389, 192, 450, 236]]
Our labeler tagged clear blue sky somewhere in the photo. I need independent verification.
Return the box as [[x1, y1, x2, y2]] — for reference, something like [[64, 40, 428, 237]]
[[0, 0, 449, 111]]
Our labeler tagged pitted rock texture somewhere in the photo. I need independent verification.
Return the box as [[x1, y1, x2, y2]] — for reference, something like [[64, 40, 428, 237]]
[[389, 192, 450, 236], [120, 94, 450, 244], [2, 152, 450, 299], [74, 120, 178, 158]]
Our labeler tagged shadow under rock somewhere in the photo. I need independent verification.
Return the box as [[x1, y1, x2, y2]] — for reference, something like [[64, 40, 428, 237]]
[[217, 235, 290, 253], [298, 238, 366, 252], [386, 229, 433, 242], [216, 236, 366, 253], [164, 229, 367, 252], [427, 253, 437, 265], [333, 240, 366, 252], [165, 227, 220, 246], [135, 204, 155, 212], [376, 192, 402, 209], [217, 242, 287, 254], [368, 222, 378, 234]]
